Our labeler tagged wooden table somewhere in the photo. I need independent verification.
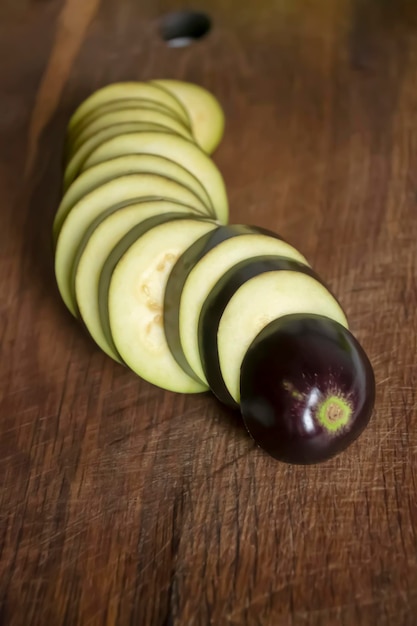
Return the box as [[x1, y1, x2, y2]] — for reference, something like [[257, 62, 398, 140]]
[[1, 1, 417, 624]]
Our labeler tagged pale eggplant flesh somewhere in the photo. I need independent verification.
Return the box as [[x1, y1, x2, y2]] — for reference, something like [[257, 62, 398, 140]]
[[164, 225, 282, 382]]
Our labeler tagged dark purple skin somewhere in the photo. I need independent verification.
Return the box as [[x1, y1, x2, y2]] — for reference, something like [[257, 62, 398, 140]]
[[240, 314, 375, 464]]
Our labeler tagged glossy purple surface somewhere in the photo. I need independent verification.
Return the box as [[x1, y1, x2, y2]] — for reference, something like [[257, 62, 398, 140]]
[[240, 314, 375, 464]]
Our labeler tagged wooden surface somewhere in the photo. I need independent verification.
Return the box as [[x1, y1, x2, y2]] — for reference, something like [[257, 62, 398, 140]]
[[1, 0, 417, 624]]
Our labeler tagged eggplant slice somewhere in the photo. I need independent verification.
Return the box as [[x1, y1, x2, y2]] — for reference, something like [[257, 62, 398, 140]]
[[106, 216, 218, 393]]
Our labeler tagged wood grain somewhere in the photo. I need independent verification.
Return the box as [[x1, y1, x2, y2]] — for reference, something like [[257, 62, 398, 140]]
[[25, 0, 101, 177], [1, 0, 417, 624]]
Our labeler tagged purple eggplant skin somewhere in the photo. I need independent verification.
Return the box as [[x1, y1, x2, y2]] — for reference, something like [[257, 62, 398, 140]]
[[239, 314, 375, 465]]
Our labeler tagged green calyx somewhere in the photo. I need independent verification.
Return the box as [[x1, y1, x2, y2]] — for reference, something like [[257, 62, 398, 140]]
[[316, 395, 352, 433]]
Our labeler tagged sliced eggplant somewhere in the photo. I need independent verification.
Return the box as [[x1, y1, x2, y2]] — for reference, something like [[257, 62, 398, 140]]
[[75, 202, 200, 361], [55, 173, 214, 316], [54, 154, 215, 244], [164, 225, 284, 382], [72, 197, 204, 320], [198, 257, 322, 406], [105, 216, 218, 392], [151, 80, 225, 154], [211, 261, 348, 406], [64, 124, 179, 189], [81, 132, 229, 224], [69, 108, 194, 156], [67, 82, 191, 131], [178, 234, 310, 386], [68, 98, 191, 145], [240, 314, 375, 464]]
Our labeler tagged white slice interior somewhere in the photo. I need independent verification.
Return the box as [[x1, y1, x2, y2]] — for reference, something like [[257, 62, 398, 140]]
[[54, 154, 214, 243], [152, 80, 225, 154], [218, 271, 349, 403], [179, 235, 310, 384], [68, 82, 191, 130], [55, 174, 213, 316], [64, 124, 177, 189], [75, 201, 197, 361], [82, 132, 229, 224], [70, 108, 193, 155], [108, 219, 217, 393]]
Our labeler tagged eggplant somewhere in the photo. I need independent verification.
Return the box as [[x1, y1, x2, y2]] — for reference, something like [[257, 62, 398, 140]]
[[151, 79, 225, 154], [97, 211, 214, 363], [68, 97, 191, 141], [177, 234, 310, 387], [80, 132, 229, 224], [54, 153, 215, 242], [103, 215, 217, 393], [64, 124, 180, 190], [70, 107, 194, 155], [55, 172, 211, 316], [67, 81, 191, 131], [75, 201, 201, 361], [198, 256, 327, 407], [164, 224, 274, 382], [239, 314, 375, 464]]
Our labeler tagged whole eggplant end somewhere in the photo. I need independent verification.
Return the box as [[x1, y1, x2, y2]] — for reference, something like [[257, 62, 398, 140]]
[[239, 314, 375, 464]]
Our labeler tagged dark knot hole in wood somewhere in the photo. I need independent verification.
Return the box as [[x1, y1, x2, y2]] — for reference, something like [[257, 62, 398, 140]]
[[159, 10, 211, 47]]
